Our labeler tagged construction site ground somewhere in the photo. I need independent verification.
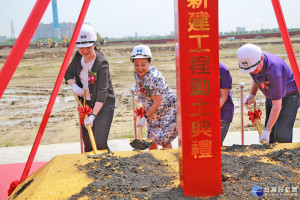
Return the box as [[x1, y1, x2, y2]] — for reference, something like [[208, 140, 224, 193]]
[[0, 37, 300, 147], [1, 37, 300, 199]]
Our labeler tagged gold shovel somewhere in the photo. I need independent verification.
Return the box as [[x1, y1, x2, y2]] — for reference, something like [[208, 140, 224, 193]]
[[129, 94, 152, 150], [72, 90, 108, 156], [245, 98, 266, 144]]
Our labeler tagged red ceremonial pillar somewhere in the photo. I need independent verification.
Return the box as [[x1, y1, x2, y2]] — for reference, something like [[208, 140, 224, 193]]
[[174, 0, 222, 197]]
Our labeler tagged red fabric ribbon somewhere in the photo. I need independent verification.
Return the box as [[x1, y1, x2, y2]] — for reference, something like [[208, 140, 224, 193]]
[[8, 179, 20, 196], [247, 109, 262, 126], [78, 105, 93, 124], [134, 107, 146, 119]]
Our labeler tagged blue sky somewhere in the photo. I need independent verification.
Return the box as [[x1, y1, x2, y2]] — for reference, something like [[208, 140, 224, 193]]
[[0, 0, 299, 38]]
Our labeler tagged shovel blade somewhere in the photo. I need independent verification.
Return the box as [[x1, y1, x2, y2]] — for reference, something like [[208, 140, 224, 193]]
[[85, 149, 109, 159], [130, 139, 152, 150]]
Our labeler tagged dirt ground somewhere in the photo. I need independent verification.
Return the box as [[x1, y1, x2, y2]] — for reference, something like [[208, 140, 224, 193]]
[[0, 37, 300, 147]]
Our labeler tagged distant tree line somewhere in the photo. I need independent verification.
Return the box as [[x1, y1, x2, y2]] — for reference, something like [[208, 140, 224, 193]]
[[0, 28, 299, 45], [220, 28, 300, 36], [103, 34, 174, 42]]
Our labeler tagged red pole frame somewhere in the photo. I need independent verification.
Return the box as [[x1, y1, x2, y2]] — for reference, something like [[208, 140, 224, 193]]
[[19, 0, 91, 183], [79, 120, 84, 153], [271, 0, 300, 90], [0, 0, 51, 99], [239, 83, 245, 145]]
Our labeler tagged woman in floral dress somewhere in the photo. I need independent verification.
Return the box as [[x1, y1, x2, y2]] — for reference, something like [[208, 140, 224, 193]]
[[131, 45, 178, 150]]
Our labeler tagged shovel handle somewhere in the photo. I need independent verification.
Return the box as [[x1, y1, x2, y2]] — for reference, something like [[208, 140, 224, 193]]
[[245, 98, 266, 144], [84, 90, 87, 107], [72, 91, 83, 107], [138, 116, 143, 141], [85, 115, 98, 155], [139, 126, 143, 141], [72, 91, 98, 155]]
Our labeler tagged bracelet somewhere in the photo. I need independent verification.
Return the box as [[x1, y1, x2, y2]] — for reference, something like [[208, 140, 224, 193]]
[[144, 114, 148, 119], [90, 114, 97, 117]]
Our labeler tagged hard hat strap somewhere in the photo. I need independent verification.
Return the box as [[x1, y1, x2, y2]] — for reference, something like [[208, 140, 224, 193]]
[[239, 59, 261, 70], [76, 41, 95, 45]]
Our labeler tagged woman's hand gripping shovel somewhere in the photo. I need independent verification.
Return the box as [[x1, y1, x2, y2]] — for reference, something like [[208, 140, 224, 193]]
[[73, 90, 108, 158], [129, 88, 152, 150], [245, 98, 266, 144]]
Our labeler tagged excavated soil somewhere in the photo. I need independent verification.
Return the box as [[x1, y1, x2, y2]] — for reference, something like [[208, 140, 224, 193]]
[[67, 144, 300, 200], [69, 153, 177, 200]]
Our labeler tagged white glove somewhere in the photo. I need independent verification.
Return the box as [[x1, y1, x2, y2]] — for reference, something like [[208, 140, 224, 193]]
[[84, 115, 95, 128], [259, 129, 270, 143], [136, 116, 147, 128], [244, 94, 255, 105], [72, 84, 84, 96]]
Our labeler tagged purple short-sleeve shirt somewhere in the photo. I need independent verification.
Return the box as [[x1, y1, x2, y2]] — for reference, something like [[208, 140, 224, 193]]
[[220, 62, 234, 123], [250, 52, 297, 100]]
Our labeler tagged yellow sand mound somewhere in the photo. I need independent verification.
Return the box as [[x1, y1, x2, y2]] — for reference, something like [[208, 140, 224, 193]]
[[9, 149, 179, 200]]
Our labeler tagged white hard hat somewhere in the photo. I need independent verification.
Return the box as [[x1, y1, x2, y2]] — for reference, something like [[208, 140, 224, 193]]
[[76, 24, 97, 48], [237, 43, 262, 73], [130, 45, 152, 62]]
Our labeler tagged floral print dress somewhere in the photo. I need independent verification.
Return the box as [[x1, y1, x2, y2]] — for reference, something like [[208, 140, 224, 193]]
[[134, 66, 178, 145]]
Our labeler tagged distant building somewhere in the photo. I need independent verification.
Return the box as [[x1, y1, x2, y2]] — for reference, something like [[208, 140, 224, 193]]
[[0, 36, 7, 42], [60, 22, 76, 39], [236, 27, 246, 33], [32, 22, 76, 40]]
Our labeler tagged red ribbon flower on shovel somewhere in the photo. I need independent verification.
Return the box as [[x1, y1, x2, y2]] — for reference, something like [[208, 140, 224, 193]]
[[247, 109, 262, 127], [88, 70, 97, 84], [134, 107, 146, 119], [78, 105, 93, 124]]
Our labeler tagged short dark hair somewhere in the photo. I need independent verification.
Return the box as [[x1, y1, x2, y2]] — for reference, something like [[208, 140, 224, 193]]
[[132, 58, 151, 63]]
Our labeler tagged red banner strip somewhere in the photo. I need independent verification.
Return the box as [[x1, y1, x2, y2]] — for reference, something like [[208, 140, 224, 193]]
[[19, 0, 92, 183], [271, 0, 300, 91], [175, 0, 222, 197], [0, 0, 51, 99]]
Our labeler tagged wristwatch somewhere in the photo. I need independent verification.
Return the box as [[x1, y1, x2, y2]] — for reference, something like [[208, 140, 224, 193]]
[[144, 114, 148, 119], [264, 127, 271, 132], [90, 113, 97, 118]]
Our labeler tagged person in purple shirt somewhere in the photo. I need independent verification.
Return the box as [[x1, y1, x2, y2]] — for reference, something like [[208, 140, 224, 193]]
[[220, 62, 234, 146], [238, 43, 299, 144]]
